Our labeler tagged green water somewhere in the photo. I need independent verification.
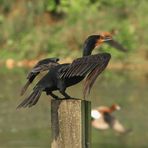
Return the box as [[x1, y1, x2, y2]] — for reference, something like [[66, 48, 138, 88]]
[[0, 69, 148, 148]]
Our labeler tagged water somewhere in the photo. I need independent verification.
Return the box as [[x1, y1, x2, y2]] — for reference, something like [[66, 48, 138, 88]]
[[0, 69, 148, 148]]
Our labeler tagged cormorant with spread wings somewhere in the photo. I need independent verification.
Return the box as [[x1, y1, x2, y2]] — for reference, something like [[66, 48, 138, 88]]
[[17, 32, 127, 108]]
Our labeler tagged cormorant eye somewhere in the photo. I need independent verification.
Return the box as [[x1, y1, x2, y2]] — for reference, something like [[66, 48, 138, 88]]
[[100, 36, 104, 40]]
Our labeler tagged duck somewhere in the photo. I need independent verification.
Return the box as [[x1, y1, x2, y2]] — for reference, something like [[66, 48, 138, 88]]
[[91, 104, 131, 134]]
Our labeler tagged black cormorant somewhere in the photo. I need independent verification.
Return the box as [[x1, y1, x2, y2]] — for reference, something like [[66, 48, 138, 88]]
[[17, 32, 127, 108]]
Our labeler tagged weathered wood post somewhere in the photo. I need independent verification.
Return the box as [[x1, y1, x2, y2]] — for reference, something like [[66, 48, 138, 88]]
[[51, 99, 91, 148]]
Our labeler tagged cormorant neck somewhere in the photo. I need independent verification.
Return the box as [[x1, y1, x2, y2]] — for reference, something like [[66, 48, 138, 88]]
[[83, 48, 93, 56], [82, 44, 95, 57], [82, 35, 100, 57]]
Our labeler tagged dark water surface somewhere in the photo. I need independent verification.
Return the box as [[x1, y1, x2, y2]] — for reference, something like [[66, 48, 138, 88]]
[[0, 69, 148, 148]]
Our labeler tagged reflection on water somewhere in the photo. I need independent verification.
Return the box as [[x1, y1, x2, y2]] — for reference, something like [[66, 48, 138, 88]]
[[0, 69, 148, 148]]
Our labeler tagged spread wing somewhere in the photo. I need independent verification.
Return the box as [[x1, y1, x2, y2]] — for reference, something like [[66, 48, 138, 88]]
[[20, 58, 59, 96], [83, 53, 111, 99], [112, 119, 126, 133], [92, 116, 110, 130], [27, 58, 59, 78], [112, 119, 132, 134], [107, 39, 128, 52], [59, 53, 111, 99]]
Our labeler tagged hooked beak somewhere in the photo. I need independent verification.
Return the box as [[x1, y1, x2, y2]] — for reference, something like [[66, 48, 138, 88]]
[[103, 36, 112, 42], [95, 33, 113, 47]]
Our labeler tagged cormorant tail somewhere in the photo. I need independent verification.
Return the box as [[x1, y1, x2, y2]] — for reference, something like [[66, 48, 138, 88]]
[[17, 86, 42, 109], [20, 80, 30, 96]]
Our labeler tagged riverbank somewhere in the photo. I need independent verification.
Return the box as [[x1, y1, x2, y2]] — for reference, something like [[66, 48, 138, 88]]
[[1, 51, 148, 72]]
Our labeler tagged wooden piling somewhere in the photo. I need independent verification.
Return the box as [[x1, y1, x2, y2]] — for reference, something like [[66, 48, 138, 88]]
[[51, 99, 91, 148]]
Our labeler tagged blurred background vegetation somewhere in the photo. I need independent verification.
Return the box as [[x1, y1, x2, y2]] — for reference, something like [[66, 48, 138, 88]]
[[0, 0, 148, 67], [0, 1, 148, 148]]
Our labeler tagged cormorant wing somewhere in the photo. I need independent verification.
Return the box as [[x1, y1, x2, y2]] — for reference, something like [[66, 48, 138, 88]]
[[27, 58, 59, 78], [107, 39, 128, 52], [20, 58, 59, 96], [59, 53, 111, 99], [83, 53, 111, 99]]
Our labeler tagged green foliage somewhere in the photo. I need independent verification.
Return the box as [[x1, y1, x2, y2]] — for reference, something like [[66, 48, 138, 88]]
[[46, 0, 90, 13], [0, 0, 147, 61]]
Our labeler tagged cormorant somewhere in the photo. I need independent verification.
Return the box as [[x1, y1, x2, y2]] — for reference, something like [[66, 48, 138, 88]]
[[17, 32, 127, 108]]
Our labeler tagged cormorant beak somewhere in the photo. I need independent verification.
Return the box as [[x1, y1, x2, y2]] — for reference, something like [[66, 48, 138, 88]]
[[96, 35, 112, 46], [103, 36, 112, 42]]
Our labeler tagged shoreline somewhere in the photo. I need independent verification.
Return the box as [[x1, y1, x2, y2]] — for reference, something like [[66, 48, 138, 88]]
[[0, 58, 148, 72]]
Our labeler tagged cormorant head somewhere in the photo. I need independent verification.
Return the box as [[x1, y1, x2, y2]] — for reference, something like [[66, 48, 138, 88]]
[[83, 32, 112, 56]]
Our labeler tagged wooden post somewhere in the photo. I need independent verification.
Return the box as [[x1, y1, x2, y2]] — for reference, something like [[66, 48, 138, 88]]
[[51, 99, 91, 148]]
